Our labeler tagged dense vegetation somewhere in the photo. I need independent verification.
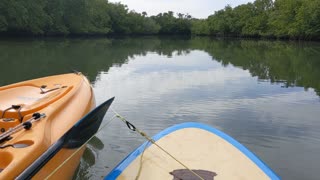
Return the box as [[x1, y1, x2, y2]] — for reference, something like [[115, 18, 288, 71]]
[[0, 0, 191, 35], [201, 0, 320, 40], [0, 0, 319, 39]]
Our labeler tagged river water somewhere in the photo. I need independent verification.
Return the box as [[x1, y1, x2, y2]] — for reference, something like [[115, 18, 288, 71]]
[[0, 37, 319, 180]]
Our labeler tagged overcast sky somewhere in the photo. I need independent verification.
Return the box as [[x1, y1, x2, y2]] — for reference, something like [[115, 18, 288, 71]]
[[108, 0, 254, 19]]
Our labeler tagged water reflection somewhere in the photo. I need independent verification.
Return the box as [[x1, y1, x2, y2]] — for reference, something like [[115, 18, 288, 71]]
[[200, 39, 320, 96], [1, 37, 320, 96], [1, 37, 320, 180], [92, 46, 319, 180], [76, 136, 105, 180]]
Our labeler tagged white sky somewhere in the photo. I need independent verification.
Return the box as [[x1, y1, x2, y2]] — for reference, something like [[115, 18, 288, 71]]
[[108, 0, 254, 19]]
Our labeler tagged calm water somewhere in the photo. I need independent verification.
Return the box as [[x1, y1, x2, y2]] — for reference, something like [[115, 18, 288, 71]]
[[0, 37, 320, 179]]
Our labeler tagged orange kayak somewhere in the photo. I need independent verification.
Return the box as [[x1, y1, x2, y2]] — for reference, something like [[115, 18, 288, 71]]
[[0, 73, 95, 179]]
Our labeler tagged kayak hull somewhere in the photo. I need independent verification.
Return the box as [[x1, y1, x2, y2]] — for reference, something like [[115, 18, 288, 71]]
[[105, 122, 280, 180], [0, 73, 95, 179]]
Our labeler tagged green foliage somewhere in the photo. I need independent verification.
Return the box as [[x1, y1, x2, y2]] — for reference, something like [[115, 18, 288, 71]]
[[295, 0, 320, 39], [152, 12, 176, 34], [0, 0, 50, 34], [86, 0, 111, 34], [23, 0, 50, 34], [63, 0, 92, 34], [0, 15, 8, 31], [0, 0, 318, 39], [232, 4, 256, 36], [46, 0, 68, 34], [207, 6, 234, 36], [204, 0, 319, 39], [152, 11, 192, 35], [268, 0, 302, 37], [125, 11, 159, 34], [107, 2, 130, 34], [0, 1, 8, 32], [141, 17, 160, 34], [0, 0, 159, 35], [191, 19, 209, 35]]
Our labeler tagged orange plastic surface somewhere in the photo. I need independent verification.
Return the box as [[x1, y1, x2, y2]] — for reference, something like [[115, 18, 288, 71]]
[[0, 73, 95, 179]]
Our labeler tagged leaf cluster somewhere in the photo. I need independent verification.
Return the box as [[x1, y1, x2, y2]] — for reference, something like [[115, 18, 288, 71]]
[[193, 0, 320, 40]]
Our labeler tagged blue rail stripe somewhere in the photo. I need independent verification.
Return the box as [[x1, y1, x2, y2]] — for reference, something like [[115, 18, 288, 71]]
[[105, 122, 280, 180]]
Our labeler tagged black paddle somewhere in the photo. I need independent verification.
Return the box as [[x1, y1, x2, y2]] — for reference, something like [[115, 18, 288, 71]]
[[16, 97, 115, 180]]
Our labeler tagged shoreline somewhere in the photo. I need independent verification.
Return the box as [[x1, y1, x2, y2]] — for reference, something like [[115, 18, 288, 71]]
[[0, 34, 320, 42]]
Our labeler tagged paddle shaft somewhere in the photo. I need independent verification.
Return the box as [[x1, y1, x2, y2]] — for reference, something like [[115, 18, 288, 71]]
[[15, 138, 64, 180], [16, 97, 114, 179]]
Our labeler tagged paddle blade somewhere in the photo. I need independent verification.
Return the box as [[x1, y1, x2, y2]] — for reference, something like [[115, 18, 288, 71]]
[[16, 97, 115, 179], [64, 97, 115, 148]]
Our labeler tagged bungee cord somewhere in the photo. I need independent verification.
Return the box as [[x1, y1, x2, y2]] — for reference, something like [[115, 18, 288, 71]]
[[111, 109, 205, 180], [45, 109, 205, 180]]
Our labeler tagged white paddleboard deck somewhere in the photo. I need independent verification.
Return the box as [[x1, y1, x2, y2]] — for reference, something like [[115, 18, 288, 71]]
[[105, 122, 280, 180]]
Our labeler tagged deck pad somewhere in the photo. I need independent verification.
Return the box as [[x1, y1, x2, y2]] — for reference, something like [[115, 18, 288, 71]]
[[105, 122, 280, 180]]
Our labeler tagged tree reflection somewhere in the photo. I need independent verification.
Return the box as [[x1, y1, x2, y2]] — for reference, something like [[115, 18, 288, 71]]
[[0, 37, 319, 96]]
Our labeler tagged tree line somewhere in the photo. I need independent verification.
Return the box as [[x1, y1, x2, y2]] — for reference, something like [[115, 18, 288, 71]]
[[0, 0, 319, 39], [0, 0, 191, 35], [196, 0, 320, 40]]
